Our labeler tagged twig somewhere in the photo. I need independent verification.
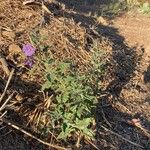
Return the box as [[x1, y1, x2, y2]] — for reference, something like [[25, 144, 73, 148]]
[[127, 118, 150, 138], [0, 92, 15, 112], [23, 0, 41, 5], [0, 54, 10, 76], [85, 139, 100, 150], [76, 132, 82, 148], [42, 2, 53, 15], [0, 125, 7, 131], [0, 111, 7, 119], [0, 26, 13, 32], [0, 68, 15, 103], [101, 125, 144, 149], [145, 138, 150, 149], [1, 118, 67, 150], [101, 107, 112, 128], [133, 123, 150, 138]]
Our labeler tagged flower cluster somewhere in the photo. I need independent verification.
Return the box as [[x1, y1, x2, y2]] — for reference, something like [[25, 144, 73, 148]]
[[22, 44, 36, 68]]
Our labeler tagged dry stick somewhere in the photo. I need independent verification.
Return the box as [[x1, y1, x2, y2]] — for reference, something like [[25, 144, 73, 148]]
[[0, 55, 10, 76], [101, 107, 112, 128], [0, 92, 15, 112], [101, 125, 144, 149], [0, 68, 15, 103], [134, 124, 150, 138], [42, 2, 53, 15], [22, 0, 40, 5], [1, 118, 67, 150], [85, 139, 100, 150], [0, 111, 7, 119]]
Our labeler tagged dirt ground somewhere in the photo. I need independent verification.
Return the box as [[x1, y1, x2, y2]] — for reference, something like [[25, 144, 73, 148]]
[[0, 0, 150, 150]]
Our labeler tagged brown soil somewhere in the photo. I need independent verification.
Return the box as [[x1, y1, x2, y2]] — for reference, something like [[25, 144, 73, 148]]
[[113, 12, 150, 57], [112, 11, 150, 118], [0, 0, 150, 150], [95, 13, 150, 149]]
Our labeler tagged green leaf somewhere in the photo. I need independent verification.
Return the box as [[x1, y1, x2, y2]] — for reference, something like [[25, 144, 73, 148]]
[[58, 62, 70, 73], [75, 118, 91, 130], [56, 95, 62, 103], [41, 81, 51, 91], [82, 128, 94, 140], [62, 92, 70, 103], [140, 2, 150, 14], [57, 123, 74, 139], [47, 58, 54, 64], [64, 113, 74, 121], [47, 73, 55, 82]]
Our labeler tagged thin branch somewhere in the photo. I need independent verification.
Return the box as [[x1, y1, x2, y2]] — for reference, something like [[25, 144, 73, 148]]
[[1, 118, 67, 150], [0, 111, 7, 119], [101, 107, 112, 128], [85, 138, 100, 150], [0, 68, 15, 103], [0, 92, 15, 111], [23, 0, 41, 5], [101, 125, 144, 149]]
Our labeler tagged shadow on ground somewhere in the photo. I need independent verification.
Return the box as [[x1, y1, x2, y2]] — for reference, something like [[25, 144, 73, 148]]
[[0, 0, 150, 149], [50, 0, 149, 149]]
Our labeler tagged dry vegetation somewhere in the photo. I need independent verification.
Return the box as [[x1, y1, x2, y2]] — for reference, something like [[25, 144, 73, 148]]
[[0, 0, 150, 150]]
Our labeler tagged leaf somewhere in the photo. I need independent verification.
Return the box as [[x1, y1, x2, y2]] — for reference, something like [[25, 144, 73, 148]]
[[47, 58, 54, 64], [42, 81, 51, 91], [143, 2, 150, 9], [75, 118, 91, 130], [56, 95, 62, 103], [82, 128, 94, 140], [62, 92, 70, 103], [58, 62, 70, 73], [76, 106, 83, 118], [64, 113, 74, 121], [47, 73, 53, 82], [57, 123, 74, 139], [140, 2, 150, 14]]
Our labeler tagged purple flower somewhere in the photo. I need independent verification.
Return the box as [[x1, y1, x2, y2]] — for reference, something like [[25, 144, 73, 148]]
[[22, 44, 36, 57], [24, 58, 35, 68]]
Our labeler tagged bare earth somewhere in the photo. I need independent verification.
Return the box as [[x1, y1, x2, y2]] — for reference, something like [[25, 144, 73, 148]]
[[113, 12, 150, 57]]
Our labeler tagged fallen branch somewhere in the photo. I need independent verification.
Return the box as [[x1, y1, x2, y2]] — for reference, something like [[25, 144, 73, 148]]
[[1, 118, 67, 150], [101, 125, 144, 149], [0, 68, 15, 103]]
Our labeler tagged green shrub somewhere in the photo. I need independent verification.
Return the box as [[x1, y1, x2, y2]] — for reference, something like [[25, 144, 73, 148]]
[[139, 2, 150, 14], [41, 56, 103, 143], [40, 57, 100, 142], [28, 32, 105, 145]]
